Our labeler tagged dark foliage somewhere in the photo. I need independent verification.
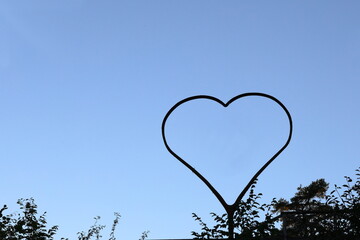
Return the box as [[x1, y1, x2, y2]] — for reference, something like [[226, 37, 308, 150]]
[[0, 198, 59, 240], [0, 199, 145, 240], [192, 167, 360, 240], [191, 180, 280, 240]]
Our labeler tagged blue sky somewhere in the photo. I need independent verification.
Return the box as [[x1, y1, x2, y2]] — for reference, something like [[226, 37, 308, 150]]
[[1, 1, 359, 239]]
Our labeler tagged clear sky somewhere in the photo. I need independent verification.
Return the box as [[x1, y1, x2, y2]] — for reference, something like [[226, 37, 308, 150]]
[[1, 1, 359, 239]]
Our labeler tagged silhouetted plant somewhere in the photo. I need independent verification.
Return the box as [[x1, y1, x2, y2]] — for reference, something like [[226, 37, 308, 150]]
[[76, 213, 124, 240], [192, 167, 360, 240], [324, 167, 360, 238], [77, 216, 106, 240], [0, 199, 147, 240], [109, 213, 121, 240], [139, 231, 149, 240], [271, 168, 360, 239], [0, 198, 59, 240], [191, 180, 279, 240]]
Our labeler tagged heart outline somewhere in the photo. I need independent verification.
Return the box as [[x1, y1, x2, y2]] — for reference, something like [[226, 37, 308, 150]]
[[161, 93, 293, 237]]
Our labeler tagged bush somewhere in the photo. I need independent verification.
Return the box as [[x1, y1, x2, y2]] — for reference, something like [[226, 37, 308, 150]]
[[0, 198, 147, 240]]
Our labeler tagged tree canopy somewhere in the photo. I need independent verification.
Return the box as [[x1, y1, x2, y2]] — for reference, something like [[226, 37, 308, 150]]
[[0, 199, 148, 240], [1, 168, 359, 240], [192, 167, 360, 240]]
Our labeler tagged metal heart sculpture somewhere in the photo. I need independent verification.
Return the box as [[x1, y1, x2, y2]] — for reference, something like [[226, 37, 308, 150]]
[[161, 93, 293, 239]]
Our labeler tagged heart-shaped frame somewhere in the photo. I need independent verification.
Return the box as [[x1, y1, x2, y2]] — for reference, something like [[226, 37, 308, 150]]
[[162, 93, 293, 239]]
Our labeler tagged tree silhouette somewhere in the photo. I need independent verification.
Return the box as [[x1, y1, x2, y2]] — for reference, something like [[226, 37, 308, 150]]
[[192, 167, 360, 240], [0, 198, 59, 240], [0, 199, 143, 240], [191, 180, 280, 240]]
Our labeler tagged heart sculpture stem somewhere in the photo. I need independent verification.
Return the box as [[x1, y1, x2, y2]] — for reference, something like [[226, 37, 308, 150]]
[[162, 93, 293, 240]]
